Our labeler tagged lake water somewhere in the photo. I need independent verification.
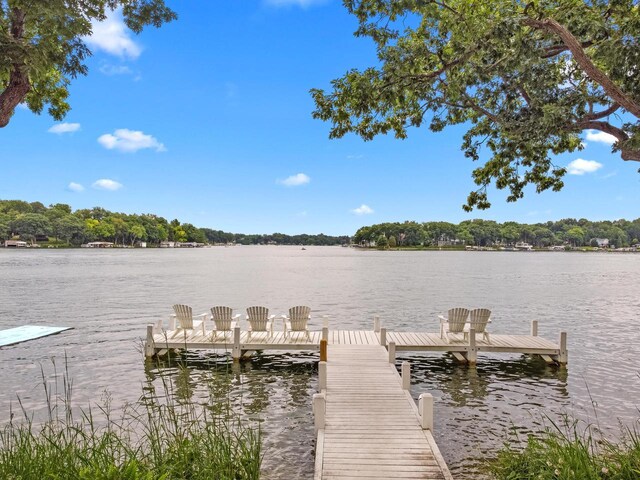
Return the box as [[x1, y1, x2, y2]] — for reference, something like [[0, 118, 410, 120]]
[[0, 247, 639, 478]]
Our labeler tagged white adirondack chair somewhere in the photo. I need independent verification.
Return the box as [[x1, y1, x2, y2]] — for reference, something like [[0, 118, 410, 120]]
[[438, 307, 469, 343], [210, 306, 240, 340], [246, 306, 275, 341], [171, 304, 207, 338], [283, 305, 311, 341], [465, 308, 491, 343]]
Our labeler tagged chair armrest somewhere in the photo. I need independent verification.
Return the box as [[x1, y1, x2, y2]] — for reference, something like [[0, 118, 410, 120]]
[[195, 312, 208, 320], [438, 315, 448, 323], [268, 314, 276, 320], [232, 314, 242, 320]]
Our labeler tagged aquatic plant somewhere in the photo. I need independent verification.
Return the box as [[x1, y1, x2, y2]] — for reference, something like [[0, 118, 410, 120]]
[[0, 357, 261, 479], [489, 415, 640, 479]]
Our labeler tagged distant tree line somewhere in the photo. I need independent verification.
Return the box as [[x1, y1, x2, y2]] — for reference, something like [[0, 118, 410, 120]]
[[0, 200, 350, 246], [354, 219, 640, 249]]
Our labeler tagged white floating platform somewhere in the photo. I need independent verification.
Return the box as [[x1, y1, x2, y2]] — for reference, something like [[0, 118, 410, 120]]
[[0, 325, 72, 347]]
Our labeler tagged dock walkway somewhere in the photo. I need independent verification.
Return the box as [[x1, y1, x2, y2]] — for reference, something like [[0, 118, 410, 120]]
[[314, 344, 453, 479]]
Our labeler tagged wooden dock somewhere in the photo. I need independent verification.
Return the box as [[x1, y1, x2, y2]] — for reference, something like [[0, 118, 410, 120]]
[[145, 319, 568, 364], [312, 344, 453, 479]]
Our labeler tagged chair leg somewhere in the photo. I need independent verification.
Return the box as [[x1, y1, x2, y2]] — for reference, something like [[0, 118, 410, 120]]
[[306, 330, 310, 342], [484, 332, 490, 344]]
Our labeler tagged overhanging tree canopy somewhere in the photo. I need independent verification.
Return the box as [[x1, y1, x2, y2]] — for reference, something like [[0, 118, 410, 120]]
[[0, 0, 176, 127], [311, 0, 640, 210]]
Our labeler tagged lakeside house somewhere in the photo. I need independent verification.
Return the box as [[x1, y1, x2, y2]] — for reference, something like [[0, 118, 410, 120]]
[[514, 242, 533, 251], [160, 241, 176, 248], [4, 240, 28, 248]]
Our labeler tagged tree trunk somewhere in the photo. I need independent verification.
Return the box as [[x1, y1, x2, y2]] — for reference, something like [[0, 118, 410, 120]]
[[0, 9, 30, 128]]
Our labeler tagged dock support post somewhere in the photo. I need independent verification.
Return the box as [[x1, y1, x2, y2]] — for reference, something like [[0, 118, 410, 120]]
[[320, 339, 328, 362], [373, 316, 380, 333], [558, 331, 568, 364], [313, 392, 326, 433], [419, 393, 434, 431], [531, 320, 538, 336], [402, 361, 410, 390], [322, 326, 328, 342], [319, 361, 327, 392], [145, 324, 155, 358], [388, 341, 396, 363], [232, 326, 241, 361], [467, 328, 477, 364], [380, 327, 387, 347]]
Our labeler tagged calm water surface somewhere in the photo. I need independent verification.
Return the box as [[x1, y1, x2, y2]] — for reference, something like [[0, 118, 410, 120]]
[[1, 247, 639, 478]]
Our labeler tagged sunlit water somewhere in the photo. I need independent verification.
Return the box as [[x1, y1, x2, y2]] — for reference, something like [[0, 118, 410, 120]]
[[0, 247, 639, 478]]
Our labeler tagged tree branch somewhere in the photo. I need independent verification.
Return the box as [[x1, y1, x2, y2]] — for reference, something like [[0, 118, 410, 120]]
[[523, 17, 640, 119], [574, 119, 640, 162]]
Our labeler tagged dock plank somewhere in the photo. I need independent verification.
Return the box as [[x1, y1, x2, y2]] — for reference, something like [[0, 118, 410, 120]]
[[318, 344, 453, 480]]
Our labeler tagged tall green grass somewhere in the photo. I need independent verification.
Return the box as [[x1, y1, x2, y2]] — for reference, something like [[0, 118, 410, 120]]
[[489, 415, 640, 479], [0, 357, 261, 479]]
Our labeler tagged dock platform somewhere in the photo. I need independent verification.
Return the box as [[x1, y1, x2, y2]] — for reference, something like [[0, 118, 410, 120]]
[[313, 344, 453, 479], [145, 319, 567, 364]]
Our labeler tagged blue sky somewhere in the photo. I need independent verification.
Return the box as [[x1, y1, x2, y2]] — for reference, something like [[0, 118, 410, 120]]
[[2, 0, 638, 236]]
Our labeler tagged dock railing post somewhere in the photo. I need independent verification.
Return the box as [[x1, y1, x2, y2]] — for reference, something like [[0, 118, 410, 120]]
[[467, 328, 477, 363], [313, 392, 326, 433], [418, 393, 434, 431], [380, 327, 387, 347], [322, 326, 328, 342], [232, 326, 241, 360], [319, 361, 327, 392], [402, 361, 410, 390], [323, 315, 329, 328], [531, 319, 538, 336], [558, 331, 568, 364], [145, 324, 155, 358], [320, 339, 328, 362], [388, 341, 396, 363], [373, 315, 380, 333]]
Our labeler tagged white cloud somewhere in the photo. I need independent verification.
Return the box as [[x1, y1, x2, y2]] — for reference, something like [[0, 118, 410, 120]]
[[585, 130, 617, 145], [567, 158, 603, 175], [351, 204, 374, 215], [98, 129, 166, 153], [99, 63, 133, 75], [84, 10, 142, 59], [48, 122, 81, 134], [265, 0, 328, 7], [67, 182, 85, 192], [92, 179, 123, 191], [601, 170, 618, 179], [278, 173, 310, 186]]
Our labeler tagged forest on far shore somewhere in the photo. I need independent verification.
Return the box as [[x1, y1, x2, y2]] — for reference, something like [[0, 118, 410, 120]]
[[0, 200, 350, 246]]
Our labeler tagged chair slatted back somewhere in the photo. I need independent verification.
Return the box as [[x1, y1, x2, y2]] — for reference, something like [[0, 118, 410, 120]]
[[246, 306, 269, 331], [288, 305, 311, 331], [447, 307, 469, 333], [173, 304, 194, 329], [469, 308, 491, 333], [211, 306, 234, 331]]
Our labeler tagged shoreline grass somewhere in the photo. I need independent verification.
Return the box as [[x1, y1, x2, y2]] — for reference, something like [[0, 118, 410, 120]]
[[489, 415, 640, 479], [0, 357, 261, 480]]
